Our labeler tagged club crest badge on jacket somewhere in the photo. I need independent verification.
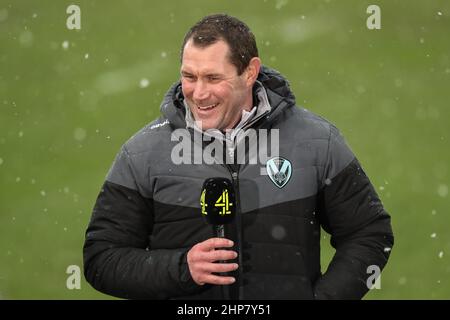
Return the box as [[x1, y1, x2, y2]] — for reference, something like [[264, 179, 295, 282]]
[[266, 157, 292, 188]]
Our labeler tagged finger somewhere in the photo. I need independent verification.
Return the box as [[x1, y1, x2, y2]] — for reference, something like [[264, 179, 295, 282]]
[[202, 262, 239, 274], [204, 249, 238, 262], [201, 238, 234, 251], [200, 274, 236, 286]]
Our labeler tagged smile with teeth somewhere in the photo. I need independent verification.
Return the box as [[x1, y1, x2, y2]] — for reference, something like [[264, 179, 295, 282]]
[[197, 103, 219, 110]]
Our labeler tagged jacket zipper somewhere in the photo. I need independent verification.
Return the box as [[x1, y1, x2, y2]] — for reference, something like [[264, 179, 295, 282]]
[[221, 110, 274, 300], [225, 165, 243, 300]]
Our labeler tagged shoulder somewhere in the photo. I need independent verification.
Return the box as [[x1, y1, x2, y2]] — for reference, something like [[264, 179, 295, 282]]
[[122, 116, 173, 156], [281, 106, 355, 172], [282, 106, 339, 142]]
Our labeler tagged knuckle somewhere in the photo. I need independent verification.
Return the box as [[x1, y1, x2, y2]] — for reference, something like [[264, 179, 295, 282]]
[[187, 251, 197, 263]]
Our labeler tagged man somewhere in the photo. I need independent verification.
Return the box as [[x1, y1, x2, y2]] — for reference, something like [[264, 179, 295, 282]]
[[83, 14, 394, 299]]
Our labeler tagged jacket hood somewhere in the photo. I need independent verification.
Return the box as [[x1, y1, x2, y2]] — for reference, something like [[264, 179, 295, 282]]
[[159, 65, 296, 129]]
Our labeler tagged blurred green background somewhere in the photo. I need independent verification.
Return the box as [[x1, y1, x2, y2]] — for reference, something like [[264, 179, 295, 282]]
[[1, 0, 449, 299]]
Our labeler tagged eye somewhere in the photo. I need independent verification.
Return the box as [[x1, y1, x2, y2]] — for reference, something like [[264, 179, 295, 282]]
[[182, 74, 196, 82], [207, 75, 220, 82]]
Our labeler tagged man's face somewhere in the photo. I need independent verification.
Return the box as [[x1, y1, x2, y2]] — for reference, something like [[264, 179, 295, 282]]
[[181, 39, 250, 131]]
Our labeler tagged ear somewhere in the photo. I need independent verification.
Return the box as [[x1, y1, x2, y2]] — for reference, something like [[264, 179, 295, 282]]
[[245, 57, 261, 87]]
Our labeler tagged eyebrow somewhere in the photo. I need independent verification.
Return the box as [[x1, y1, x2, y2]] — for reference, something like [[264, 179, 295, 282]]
[[181, 70, 223, 77]]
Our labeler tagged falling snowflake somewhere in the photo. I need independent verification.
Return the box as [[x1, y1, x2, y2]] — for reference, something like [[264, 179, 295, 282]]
[[139, 78, 150, 88], [62, 40, 69, 50]]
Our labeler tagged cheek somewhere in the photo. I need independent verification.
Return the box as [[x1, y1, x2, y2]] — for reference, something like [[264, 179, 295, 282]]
[[181, 81, 194, 98], [215, 84, 234, 104]]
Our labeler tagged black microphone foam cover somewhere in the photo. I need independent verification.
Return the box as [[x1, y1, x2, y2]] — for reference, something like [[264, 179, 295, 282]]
[[200, 177, 236, 226]]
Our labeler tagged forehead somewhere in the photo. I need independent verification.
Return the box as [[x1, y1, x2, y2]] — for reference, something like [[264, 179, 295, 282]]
[[181, 39, 236, 74]]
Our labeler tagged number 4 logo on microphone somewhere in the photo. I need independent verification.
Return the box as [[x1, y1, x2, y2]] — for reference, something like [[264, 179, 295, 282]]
[[215, 190, 232, 215]]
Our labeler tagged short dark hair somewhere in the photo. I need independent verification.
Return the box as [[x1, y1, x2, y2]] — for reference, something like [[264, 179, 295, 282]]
[[180, 14, 259, 75]]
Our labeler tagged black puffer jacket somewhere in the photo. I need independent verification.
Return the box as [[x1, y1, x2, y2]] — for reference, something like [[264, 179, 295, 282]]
[[83, 66, 394, 299]]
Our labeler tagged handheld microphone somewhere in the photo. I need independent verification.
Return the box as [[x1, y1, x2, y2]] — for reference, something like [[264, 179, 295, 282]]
[[200, 177, 236, 237], [200, 177, 238, 300]]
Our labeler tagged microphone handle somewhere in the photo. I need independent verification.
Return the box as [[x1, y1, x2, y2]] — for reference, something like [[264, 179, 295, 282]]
[[216, 224, 225, 238]]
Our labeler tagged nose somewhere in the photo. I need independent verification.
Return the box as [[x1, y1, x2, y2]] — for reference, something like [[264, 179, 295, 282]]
[[192, 80, 210, 102]]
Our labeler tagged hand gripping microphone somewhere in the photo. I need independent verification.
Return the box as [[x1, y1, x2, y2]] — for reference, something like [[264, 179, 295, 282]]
[[200, 177, 236, 237]]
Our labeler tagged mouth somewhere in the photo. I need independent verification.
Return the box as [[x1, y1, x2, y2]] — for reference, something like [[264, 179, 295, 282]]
[[197, 103, 219, 111]]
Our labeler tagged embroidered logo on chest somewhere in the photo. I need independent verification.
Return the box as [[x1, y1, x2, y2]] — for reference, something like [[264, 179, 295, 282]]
[[266, 157, 292, 188]]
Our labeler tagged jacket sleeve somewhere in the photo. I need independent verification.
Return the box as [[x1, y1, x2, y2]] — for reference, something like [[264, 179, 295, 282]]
[[313, 125, 394, 299], [83, 145, 201, 299]]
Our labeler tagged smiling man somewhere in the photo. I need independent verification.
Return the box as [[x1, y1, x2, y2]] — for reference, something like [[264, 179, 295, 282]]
[[83, 14, 394, 300]]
